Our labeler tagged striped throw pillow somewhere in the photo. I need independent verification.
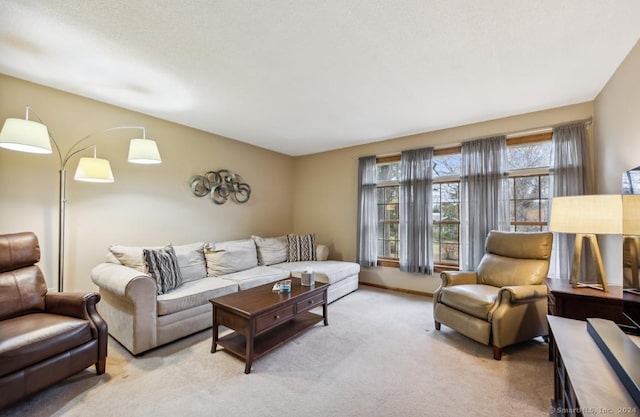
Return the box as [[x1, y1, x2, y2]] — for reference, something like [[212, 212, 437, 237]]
[[143, 245, 183, 295], [287, 233, 316, 262]]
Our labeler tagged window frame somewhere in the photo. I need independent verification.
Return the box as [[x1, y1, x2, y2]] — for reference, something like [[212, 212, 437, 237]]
[[508, 167, 550, 231], [375, 156, 401, 267]]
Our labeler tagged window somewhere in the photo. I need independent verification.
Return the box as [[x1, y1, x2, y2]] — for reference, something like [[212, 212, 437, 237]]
[[373, 132, 552, 270], [507, 140, 552, 232], [508, 174, 549, 231], [432, 181, 460, 267], [432, 153, 461, 270], [376, 160, 400, 264]]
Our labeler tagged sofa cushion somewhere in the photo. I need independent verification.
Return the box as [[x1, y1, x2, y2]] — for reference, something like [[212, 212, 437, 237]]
[[0, 313, 93, 377], [143, 246, 183, 295], [273, 261, 359, 285], [439, 284, 500, 321], [220, 266, 290, 290], [204, 239, 258, 277], [286, 233, 316, 262], [109, 243, 205, 282], [157, 278, 238, 316], [252, 235, 288, 266], [173, 242, 206, 283]]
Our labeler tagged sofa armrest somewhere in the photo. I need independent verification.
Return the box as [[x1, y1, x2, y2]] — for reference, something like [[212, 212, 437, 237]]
[[91, 262, 156, 298], [316, 244, 329, 261], [498, 284, 548, 303], [91, 262, 158, 355], [45, 292, 100, 319], [439, 271, 478, 287], [45, 292, 108, 355]]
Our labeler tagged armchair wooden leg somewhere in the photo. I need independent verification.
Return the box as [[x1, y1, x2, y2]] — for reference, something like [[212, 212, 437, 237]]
[[435, 321, 441, 330], [493, 346, 502, 361], [95, 358, 106, 375]]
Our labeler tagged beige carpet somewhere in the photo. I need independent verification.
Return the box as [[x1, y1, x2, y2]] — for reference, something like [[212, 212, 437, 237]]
[[1, 286, 553, 417]]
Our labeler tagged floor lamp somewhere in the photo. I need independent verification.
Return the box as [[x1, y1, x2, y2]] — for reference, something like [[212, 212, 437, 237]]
[[0, 105, 162, 292], [549, 194, 623, 292]]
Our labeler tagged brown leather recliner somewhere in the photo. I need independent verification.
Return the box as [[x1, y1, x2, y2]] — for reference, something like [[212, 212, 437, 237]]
[[434, 231, 553, 360], [0, 232, 107, 409]]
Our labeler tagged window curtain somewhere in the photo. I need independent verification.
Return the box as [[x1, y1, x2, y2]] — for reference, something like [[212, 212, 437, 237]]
[[460, 136, 509, 270], [399, 147, 434, 274], [357, 156, 378, 267], [550, 122, 593, 279]]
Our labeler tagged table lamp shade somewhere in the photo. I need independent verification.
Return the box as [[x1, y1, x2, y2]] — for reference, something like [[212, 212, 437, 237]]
[[623, 194, 640, 236], [550, 194, 622, 235]]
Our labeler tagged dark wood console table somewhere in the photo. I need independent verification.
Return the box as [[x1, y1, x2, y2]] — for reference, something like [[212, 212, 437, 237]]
[[546, 278, 626, 324], [548, 315, 638, 416], [546, 278, 632, 361]]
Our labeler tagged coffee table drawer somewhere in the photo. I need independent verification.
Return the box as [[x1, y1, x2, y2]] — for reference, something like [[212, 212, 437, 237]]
[[256, 304, 295, 333], [296, 293, 325, 313]]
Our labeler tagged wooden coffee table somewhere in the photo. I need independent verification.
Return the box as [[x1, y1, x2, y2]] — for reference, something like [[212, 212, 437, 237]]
[[210, 278, 328, 374]]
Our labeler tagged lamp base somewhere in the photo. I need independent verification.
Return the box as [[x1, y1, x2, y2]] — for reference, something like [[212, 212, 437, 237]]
[[574, 282, 607, 291], [570, 233, 609, 292]]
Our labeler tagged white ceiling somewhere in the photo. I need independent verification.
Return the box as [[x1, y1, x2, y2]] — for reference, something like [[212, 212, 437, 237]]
[[1, 1, 639, 156]]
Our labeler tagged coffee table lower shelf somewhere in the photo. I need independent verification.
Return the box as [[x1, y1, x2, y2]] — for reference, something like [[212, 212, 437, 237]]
[[217, 312, 324, 366]]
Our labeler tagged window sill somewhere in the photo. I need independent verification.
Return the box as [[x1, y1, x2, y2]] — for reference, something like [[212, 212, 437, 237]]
[[375, 260, 460, 273], [377, 258, 400, 268]]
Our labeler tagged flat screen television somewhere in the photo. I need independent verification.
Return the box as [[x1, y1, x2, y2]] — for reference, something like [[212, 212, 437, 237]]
[[623, 166, 640, 332]]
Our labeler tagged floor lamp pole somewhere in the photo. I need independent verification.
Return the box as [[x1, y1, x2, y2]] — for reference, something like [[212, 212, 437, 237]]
[[58, 168, 66, 292]]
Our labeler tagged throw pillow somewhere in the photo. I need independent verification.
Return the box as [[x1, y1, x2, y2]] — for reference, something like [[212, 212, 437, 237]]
[[172, 242, 207, 283], [109, 245, 160, 272], [204, 239, 258, 277], [251, 235, 288, 265], [287, 233, 317, 262], [143, 245, 183, 295]]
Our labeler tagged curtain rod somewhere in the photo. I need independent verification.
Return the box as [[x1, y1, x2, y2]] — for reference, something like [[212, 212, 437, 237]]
[[505, 117, 592, 138], [357, 116, 593, 159], [459, 117, 593, 143]]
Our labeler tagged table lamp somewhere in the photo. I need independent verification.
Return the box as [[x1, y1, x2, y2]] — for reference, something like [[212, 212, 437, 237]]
[[549, 194, 623, 292]]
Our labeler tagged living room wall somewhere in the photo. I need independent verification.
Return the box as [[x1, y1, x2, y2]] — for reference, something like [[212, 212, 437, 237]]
[[0, 74, 295, 292], [292, 102, 595, 294], [594, 39, 640, 282]]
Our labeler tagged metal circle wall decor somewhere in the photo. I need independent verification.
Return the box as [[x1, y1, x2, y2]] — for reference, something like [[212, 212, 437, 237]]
[[190, 170, 251, 204]]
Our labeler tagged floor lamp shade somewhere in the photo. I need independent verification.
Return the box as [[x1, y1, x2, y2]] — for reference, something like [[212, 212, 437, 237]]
[[550, 195, 623, 291], [0, 118, 52, 154], [128, 138, 162, 164], [74, 157, 115, 182]]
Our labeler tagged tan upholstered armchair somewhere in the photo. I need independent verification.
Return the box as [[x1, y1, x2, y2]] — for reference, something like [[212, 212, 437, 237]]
[[433, 231, 553, 360]]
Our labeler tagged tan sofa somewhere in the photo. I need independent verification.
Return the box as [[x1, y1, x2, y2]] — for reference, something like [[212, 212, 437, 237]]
[[433, 231, 552, 360], [91, 236, 359, 355]]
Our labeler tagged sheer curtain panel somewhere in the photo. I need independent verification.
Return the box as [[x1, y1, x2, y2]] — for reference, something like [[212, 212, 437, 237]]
[[460, 136, 509, 270], [357, 156, 378, 267], [399, 147, 434, 274], [550, 122, 593, 279]]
